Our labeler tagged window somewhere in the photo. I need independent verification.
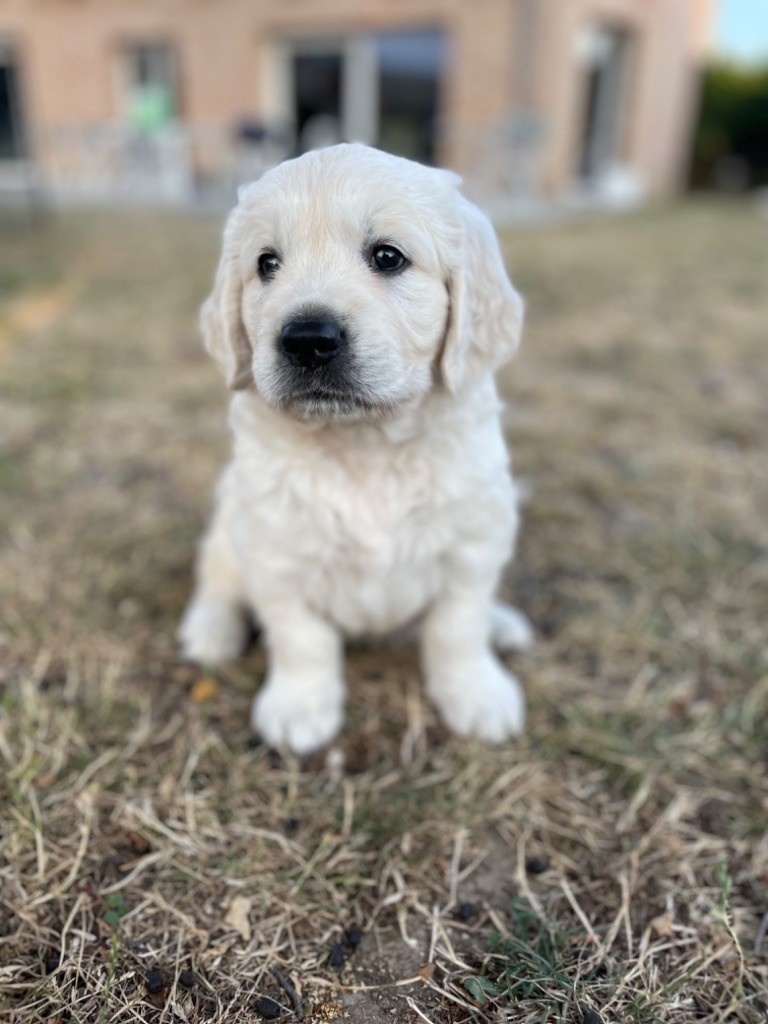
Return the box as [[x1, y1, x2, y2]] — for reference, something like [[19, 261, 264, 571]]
[[576, 26, 633, 181], [119, 43, 178, 131]]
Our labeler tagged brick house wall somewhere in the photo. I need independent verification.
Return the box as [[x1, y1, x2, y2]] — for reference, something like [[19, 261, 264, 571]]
[[0, 0, 715, 202]]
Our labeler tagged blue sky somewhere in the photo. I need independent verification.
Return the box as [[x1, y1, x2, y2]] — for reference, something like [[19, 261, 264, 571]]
[[717, 0, 768, 62]]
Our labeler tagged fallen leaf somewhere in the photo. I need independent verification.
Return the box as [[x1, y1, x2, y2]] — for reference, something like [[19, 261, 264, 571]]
[[190, 676, 219, 703], [651, 911, 674, 938], [225, 895, 252, 942], [419, 962, 435, 980]]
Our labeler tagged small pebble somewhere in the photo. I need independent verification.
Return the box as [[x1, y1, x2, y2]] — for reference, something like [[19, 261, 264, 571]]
[[327, 941, 345, 969], [178, 969, 196, 988], [526, 856, 550, 875], [582, 1011, 604, 1024], [145, 969, 164, 994], [343, 927, 362, 951], [456, 902, 476, 921], [255, 996, 282, 1019]]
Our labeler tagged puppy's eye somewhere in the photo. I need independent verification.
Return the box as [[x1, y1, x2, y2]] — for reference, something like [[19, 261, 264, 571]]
[[370, 245, 408, 274], [257, 252, 280, 281]]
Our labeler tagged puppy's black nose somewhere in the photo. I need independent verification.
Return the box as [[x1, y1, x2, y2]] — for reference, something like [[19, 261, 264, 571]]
[[279, 318, 345, 370]]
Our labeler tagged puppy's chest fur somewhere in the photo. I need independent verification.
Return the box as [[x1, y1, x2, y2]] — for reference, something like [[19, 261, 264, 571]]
[[238, 441, 455, 636], [228, 395, 511, 636]]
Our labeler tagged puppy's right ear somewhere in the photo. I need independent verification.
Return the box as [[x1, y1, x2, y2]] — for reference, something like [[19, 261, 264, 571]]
[[440, 194, 523, 394], [200, 217, 253, 390]]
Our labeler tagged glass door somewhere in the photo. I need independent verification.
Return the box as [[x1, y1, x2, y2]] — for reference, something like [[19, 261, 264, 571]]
[[284, 30, 444, 164]]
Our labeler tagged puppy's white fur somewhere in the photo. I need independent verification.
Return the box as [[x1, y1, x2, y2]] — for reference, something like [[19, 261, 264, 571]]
[[179, 144, 532, 753]]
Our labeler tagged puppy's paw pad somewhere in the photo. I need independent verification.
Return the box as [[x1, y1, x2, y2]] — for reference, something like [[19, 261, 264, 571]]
[[430, 659, 525, 743], [490, 603, 535, 653], [178, 598, 248, 666], [251, 680, 344, 755]]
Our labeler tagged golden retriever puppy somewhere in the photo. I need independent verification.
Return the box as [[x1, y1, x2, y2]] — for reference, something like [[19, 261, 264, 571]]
[[179, 143, 533, 753]]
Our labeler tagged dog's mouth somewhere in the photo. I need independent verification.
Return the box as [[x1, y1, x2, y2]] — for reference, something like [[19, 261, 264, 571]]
[[261, 358, 401, 422], [278, 388, 396, 422]]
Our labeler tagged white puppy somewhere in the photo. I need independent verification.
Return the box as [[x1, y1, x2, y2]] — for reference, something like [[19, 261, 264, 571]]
[[179, 144, 533, 753]]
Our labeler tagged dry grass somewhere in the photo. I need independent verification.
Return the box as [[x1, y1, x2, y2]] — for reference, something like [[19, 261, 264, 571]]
[[1, 200, 767, 1024]]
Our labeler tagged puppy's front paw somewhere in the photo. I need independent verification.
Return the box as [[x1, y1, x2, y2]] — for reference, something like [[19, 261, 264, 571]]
[[251, 675, 344, 754], [428, 656, 525, 743], [178, 596, 249, 666]]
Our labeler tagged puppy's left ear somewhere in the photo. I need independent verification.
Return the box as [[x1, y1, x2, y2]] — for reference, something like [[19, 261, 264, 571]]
[[441, 196, 524, 393]]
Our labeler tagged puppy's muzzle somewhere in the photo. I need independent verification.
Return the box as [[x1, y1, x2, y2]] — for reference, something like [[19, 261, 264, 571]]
[[279, 318, 346, 371]]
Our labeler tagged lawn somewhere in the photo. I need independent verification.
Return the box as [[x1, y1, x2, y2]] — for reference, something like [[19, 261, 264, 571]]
[[0, 200, 767, 1024]]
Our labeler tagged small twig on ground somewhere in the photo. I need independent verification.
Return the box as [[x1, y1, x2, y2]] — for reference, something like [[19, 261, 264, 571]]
[[271, 965, 303, 1019]]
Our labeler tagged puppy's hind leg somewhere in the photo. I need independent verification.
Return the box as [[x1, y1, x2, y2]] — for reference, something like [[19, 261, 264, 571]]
[[178, 506, 251, 666], [490, 601, 534, 653]]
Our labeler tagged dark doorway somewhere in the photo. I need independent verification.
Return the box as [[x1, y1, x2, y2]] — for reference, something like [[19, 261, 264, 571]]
[[293, 52, 343, 152], [376, 30, 444, 165], [0, 50, 25, 159]]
